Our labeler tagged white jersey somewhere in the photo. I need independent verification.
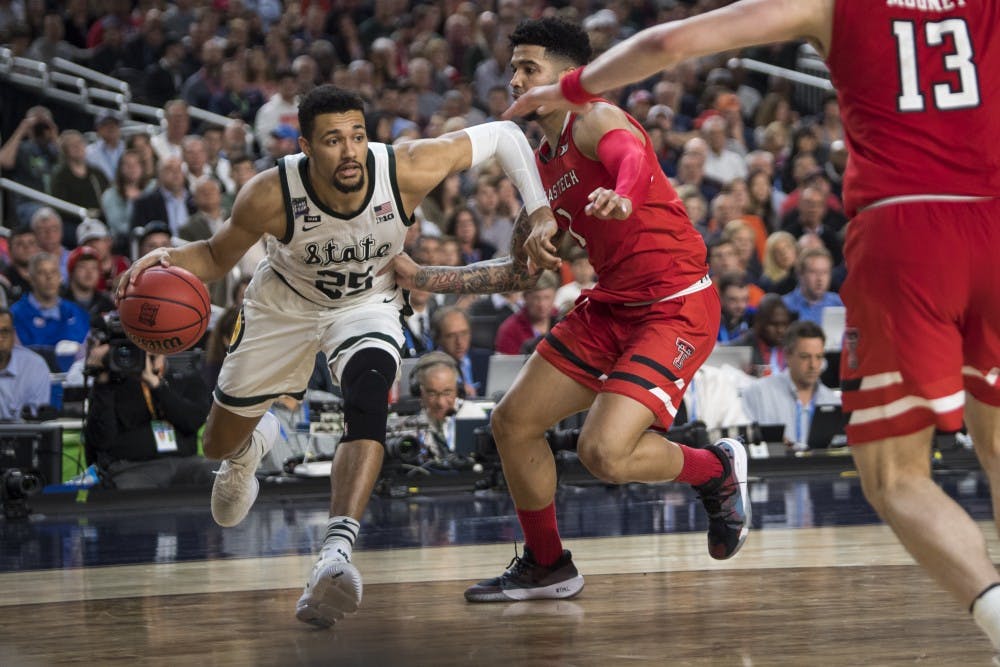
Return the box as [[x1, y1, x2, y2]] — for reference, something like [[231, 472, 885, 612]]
[[265, 145, 412, 309]]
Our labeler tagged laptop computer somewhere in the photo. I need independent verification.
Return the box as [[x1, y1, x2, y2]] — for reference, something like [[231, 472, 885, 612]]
[[822, 306, 846, 352], [808, 403, 848, 449], [703, 345, 752, 371], [485, 354, 528, 399]]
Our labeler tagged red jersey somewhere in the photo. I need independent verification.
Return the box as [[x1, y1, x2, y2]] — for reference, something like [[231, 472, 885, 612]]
[[828, 0, 1000, 217], [535, 112, 708, 305]]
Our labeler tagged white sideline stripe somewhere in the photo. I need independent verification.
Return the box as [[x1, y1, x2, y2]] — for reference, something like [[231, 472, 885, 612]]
[[849, 390, 965, 426]]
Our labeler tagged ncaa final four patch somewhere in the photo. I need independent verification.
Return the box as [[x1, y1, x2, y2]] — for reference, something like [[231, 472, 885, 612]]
[[292, 196, 309, 219]]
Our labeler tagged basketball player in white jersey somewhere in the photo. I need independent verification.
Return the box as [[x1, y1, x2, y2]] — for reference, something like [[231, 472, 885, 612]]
[[117, 86, 555, 628]]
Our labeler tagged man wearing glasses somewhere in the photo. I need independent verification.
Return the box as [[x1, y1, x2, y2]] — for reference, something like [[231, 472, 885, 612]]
[[0, 308, 52, 421], [413, 351, 462, 460]]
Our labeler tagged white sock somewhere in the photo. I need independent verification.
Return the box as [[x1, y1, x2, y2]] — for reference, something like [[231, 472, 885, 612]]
[[972, 584, 1000, 650], [230, 412, 278, 466], [321, 516, 360, 562]]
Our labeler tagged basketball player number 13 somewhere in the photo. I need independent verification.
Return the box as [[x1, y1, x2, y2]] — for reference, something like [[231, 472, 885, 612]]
[[892, 18, 981, 112]]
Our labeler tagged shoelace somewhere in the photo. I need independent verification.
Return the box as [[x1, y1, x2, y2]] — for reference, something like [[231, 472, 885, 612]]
[[698, 481, 737, 519], [502, 543, 533, 579]]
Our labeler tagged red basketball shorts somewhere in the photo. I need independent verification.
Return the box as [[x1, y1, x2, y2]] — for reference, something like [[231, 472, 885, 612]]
[[839, 197, 1000, 445], [535, 285, 720, 429]]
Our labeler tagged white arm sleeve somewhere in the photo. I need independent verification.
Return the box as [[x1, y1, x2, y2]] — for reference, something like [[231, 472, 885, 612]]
[[464, 121, 549, 214]]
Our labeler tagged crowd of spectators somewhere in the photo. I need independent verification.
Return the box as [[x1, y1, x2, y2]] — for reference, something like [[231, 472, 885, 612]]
[[0, 0, 853, 471]]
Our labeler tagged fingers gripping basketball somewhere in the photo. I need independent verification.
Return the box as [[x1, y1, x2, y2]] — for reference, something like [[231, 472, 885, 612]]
[[118, 266, 211, 354]]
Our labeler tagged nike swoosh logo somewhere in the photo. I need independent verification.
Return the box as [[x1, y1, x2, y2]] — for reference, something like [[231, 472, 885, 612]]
[[383, 297, 396, 303], [331, 572, 344, 579], [302, 224, 321, 232]]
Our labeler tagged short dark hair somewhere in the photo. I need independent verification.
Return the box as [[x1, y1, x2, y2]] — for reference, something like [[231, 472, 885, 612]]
[[9, 225, 36, 241], [753, 293, 792, 335], [228, 152, 253, 167], [298, 85, 366, 143], [783, 319, 825, 353], [717, 271, 749, 294], [509, 18, 592, 67]]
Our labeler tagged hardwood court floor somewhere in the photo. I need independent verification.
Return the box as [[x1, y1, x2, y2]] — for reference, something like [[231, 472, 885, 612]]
[[1, 472, 998, 665], [0, 563, 991, 666], [1, 528, 998, 666]]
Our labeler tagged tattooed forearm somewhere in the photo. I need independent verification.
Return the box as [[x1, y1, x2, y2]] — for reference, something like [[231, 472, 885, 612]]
[[413, 257, 534, 294], [412, 209, 539, 294], [407, 208, 569, 294]]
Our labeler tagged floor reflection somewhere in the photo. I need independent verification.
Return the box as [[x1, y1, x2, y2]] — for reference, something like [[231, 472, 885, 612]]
[[1, 471, 993, 572]]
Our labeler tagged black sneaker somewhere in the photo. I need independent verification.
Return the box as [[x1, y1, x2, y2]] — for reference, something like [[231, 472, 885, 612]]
[[694, 438, 750, 560], [464, 547, 585, 602]]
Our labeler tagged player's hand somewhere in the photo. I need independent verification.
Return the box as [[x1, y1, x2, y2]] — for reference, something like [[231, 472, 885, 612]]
[[524, 208, 561, 273], [114, 248, 172, 304], [503, 84, 592, 120], [380, 252, 421, 291], [585, 188, 632, 220]]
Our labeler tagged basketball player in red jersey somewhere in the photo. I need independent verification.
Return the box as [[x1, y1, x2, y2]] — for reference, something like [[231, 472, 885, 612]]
[[505, 0, 1000, 658], [389, 17, 750, 602]]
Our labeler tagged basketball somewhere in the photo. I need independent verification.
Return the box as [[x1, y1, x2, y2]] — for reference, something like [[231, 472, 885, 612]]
[[118, 265, 211, 355]]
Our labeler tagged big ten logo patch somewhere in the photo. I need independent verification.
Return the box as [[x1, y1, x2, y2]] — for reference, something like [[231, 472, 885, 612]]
[[374, 201, 395, 223], [673, 337, 695, 370]]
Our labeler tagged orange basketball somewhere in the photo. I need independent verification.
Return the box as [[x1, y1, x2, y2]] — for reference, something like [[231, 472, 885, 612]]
[[118, 265, 210, 354]]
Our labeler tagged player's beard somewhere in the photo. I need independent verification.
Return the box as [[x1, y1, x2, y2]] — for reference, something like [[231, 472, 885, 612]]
[[333, 165, 365, 193]]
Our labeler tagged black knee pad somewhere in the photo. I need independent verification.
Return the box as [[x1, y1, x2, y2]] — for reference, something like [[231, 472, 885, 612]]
[[340, 348, 397, 444]]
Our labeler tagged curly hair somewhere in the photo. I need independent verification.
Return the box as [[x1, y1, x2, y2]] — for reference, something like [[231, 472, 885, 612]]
[[508, 17, 592, 67]]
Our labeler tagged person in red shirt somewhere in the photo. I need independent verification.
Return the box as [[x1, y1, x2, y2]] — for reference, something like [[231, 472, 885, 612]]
[[389, 17, 750, 603], [506, 0, 1000, 657], [493, 270, 559, 355]]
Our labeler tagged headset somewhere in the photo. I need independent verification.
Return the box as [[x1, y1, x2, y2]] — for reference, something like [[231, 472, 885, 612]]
[[409, 351, 463, 398]]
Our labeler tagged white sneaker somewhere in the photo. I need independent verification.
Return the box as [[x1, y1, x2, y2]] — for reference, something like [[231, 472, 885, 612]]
[[210, 412, 279, 527], [295, 551, 363, 628]]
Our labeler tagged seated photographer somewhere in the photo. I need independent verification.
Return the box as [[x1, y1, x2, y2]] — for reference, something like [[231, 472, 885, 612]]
[[0, 307, 52, 421], [413, 352, 463, 460], [82, 315, 216, 489], [740, 320, 840, 449]]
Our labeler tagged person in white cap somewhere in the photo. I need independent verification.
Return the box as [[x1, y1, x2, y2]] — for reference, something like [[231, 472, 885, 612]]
[[76, 219, 130, 292]]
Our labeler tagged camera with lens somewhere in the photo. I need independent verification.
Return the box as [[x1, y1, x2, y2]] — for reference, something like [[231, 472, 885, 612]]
[[32, 118, 53, 139], [1, 468, 42, 520], [384, 434, 423, 465], [91, 312, 145, 377]]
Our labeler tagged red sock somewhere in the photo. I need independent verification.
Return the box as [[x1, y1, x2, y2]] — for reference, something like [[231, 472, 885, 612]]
[[674, 445, 723, 486], [516, 502, 563, 567]]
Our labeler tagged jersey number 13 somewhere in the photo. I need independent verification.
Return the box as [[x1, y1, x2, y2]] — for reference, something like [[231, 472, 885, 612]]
[[892, 18, 981, 112]]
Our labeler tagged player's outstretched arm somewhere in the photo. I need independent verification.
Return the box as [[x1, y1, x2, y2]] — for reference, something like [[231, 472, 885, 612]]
[[115, 170, 283, 301], [386, 208, 556, 294], [505, 0, 831, 119], [395, 122, 558, 264]]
